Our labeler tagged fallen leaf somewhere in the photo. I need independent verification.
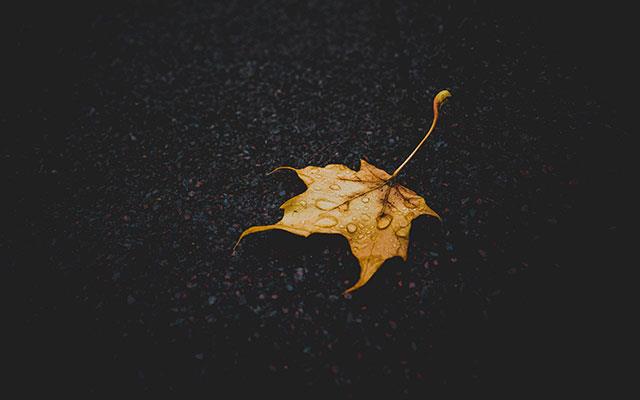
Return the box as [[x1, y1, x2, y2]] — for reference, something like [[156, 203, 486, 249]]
[[235, 90, 451, 293]]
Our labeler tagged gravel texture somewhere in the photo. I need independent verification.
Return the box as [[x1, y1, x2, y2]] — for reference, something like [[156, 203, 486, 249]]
[[3, 1, 633, 397]]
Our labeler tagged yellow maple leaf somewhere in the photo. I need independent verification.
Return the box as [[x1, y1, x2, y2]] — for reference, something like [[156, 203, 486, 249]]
[[235, 90, 451, 293]]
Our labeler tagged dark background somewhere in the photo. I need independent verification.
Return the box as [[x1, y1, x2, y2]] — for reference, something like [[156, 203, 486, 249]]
[[2, 0, 633, 396]]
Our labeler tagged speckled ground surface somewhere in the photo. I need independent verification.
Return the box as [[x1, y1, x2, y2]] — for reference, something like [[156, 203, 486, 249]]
[[3, 1, 633, 396]]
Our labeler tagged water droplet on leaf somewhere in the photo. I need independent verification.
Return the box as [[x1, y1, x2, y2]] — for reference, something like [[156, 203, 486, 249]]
[[395, 226, 410, 238], [315, 199, 336, 210], [377, 214, 392, 229], [314, 216, 338, 228]]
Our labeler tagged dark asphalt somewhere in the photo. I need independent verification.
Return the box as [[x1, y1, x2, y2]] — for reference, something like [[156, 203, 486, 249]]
[[3, 1, 633, 397]]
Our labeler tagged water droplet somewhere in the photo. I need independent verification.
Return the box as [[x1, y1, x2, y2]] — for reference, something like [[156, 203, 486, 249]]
[[395, 226, 410, 238], [346, 223, 357, 233], [315, 199, 336, 210], [361, 197, 370, 203], [404, 198, 421, 209], [298, 173, 314, 185], [329, 184, 341, 190], [351, 216, 357, 221], [377, 214, 393, 229], [314, 216, 338, 228]]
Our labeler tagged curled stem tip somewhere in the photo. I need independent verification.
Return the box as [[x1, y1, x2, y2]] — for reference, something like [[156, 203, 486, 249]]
[[390, 89, 451, 179]]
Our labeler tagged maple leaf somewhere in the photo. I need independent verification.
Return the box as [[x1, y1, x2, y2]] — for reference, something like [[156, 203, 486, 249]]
[[235, 90, 451, 293]]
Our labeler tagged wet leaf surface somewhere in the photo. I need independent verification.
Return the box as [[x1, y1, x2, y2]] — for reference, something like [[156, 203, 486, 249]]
[[236, 90, 450, 292], [237, 160, 440, 292]]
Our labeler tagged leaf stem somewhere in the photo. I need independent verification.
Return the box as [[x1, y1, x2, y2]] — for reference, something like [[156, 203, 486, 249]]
[[390, 90, 451, 179]]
